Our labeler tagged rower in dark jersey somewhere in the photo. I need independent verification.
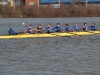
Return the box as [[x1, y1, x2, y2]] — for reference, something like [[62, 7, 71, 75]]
[[65, 24, 71, 32], [33, 24, 42, 33], [90, 23, 96, 31], [24, 24, 33, 34], [53, 23, 61, 32], [45, 23, 52, 33], [82, 23, 88, 31]]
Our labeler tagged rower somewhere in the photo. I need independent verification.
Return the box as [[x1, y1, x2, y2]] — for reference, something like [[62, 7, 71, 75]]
[[73, 23, 78, 31], [53, 23, 61, 32], [90, 23, 96, 31], [33, 24, 42, 33], [45, 23, 52, 33], [82, 23, 88, 31], [24, 24, 33, 34], [65, 24, 71, 32], [8, 26, 16, 35]]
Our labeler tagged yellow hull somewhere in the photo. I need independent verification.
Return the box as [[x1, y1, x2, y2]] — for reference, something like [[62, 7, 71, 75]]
[[0, 31, 100, 39]]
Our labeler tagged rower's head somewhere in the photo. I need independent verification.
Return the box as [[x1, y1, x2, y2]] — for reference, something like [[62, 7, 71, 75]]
[[10, 26, 13, 30], [47, 23, 50, 27], [57, 23, 60, 26], [84, 23, 87, 26], [29, 24, 32, 28], [75, 23, 78, 26], [38, 24, 42, 28], [65, 24, 69, 26], [92, 23, 95, 26]]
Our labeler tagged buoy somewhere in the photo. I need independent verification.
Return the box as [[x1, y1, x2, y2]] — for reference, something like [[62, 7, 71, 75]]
[[22, 22, 25, 25]]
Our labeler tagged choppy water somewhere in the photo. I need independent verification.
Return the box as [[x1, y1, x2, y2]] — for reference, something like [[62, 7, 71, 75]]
[[0, 18, 100, 75]]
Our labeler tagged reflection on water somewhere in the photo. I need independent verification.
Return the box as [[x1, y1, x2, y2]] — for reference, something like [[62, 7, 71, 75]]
[[0, 18, 100, 75]]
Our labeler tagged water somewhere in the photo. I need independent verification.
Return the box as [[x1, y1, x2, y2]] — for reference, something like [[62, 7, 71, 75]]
[[0, 18, 100, 75]]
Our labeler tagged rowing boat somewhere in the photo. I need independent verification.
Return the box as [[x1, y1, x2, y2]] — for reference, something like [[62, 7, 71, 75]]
[[0, 31, 100, 39]]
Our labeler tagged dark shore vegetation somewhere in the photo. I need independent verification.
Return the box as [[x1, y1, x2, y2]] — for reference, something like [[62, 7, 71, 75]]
[[0, 4, 100, 18]]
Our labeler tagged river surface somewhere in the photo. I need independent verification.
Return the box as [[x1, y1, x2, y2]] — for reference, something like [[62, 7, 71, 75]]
[[0, 18, 100, 75]]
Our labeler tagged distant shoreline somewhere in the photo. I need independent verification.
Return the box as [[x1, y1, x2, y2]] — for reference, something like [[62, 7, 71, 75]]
[[0, 4, 100, 18]]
